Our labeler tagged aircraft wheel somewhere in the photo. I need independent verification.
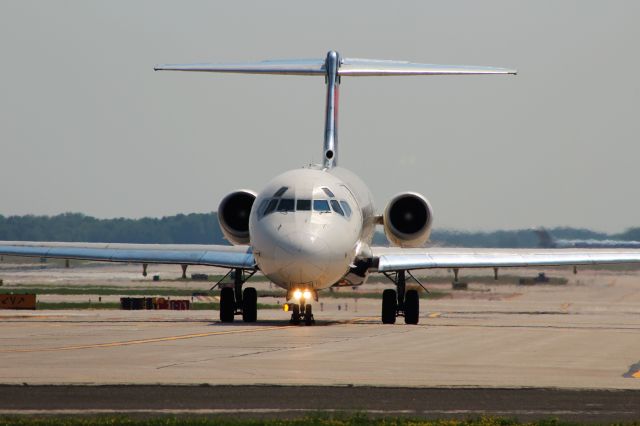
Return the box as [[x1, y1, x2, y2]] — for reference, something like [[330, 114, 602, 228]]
[[242, 287, 257, 322], [220, 287, 235, 323], [404, 289, 419, 325], [290, 304, 301, 325], [382, 289, 397, 324], [304, 304, 314, 326]]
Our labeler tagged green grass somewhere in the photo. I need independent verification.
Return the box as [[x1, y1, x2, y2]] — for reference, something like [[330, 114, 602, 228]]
[[256, 289, 450, 300], [377, 274, 568, 286], [1, 287, 213, 297], [0, 415, 603, 426], [32, 302, 281, 311], [35, 302, 121, 310], [0, 287, 450, 300]]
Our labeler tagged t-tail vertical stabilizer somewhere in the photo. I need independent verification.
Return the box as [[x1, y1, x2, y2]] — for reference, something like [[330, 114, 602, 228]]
[[155, 51, 516, 169]]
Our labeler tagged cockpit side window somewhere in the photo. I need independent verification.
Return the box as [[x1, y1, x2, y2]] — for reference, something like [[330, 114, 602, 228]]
[[330, 200, 344, 216], [321, 187, 335, 198], [296, 199, 311, 211], [273, 186, 288, 197], [277, 198, 295, 212], [257, 199, 269, 217], [313, 199, 331, 212], [340, 201, 352, 218], [264, 199, 278, 216]]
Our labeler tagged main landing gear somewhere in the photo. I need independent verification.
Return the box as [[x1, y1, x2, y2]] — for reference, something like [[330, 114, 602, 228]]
[[381, 270, 426, 325], [216, 268, 257, 323]]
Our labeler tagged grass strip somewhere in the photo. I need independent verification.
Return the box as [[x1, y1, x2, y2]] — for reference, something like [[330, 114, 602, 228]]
[[0, 415, 592, 426], [33, 302, 281, 311], [0, 287, 450, 300], [1, 287, 214, 297]]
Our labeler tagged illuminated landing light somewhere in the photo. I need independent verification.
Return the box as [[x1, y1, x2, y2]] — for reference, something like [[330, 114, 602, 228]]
[[303, 290, 312, 300], [293, 290, 302, 300]]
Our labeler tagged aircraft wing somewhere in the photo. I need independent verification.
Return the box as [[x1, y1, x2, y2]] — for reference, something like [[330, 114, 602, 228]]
[[371, 247, 640, 272], [0, 241, 255, 269]]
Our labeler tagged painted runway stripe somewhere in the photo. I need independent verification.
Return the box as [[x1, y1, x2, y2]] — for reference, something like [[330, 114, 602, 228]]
[[0, 325, 296, 353]]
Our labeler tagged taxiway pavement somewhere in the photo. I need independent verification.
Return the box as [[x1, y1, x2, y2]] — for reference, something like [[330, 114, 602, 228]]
[[1, 268, 639, 390]]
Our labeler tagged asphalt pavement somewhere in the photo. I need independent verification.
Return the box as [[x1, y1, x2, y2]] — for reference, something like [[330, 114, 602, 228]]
[[1, 385, 639, 422]]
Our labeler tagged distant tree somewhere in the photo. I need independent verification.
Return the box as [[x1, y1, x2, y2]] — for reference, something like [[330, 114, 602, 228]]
[[0, 213, 635, 248]]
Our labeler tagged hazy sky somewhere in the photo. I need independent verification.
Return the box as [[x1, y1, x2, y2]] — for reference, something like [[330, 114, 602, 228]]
[[1, 1, 639, 233]]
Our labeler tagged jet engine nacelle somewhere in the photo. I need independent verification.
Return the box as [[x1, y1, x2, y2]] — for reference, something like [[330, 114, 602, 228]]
[[383, 192, 433, 248], [217, 190, 257, 245]]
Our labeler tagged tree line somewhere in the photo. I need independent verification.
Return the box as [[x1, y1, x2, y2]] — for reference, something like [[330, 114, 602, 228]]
[[1, 212, 639, 248]]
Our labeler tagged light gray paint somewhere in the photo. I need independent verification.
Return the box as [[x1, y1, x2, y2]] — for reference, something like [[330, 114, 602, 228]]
[[1, 1, 639, 233]]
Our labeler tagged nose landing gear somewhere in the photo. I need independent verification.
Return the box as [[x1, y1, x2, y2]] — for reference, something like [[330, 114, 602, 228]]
[[289, 301, 315, 326], [287, 288, 316, 325]]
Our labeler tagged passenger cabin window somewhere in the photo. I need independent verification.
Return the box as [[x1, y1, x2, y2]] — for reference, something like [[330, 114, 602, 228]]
[[321, 187, 335, 198], [296, 199, 311, 211], [330, 200, 344, 216], [340, 201, 352, 218], [277, 198, 295, 212], [273, 186, 288, 197], [313, 200, 331, 212]]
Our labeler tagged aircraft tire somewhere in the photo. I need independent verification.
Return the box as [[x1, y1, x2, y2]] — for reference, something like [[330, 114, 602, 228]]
[[290, 304, 301, 325], [382, 289, 397, 324], [220, 287, 235, 323], [242, 287, 257, 322], [404, 289, 419, 325], [304, 304, 314, 326]]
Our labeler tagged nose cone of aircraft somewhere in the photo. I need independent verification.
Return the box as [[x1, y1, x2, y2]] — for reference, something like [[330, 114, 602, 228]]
[[252, 220, 356, 289], [273, 232, 331, 284]]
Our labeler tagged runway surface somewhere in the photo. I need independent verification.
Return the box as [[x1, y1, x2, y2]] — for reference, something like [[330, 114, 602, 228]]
[[1, 264, 640, 421], [2, 271, 640, 389], [1, 385, 640, 422]]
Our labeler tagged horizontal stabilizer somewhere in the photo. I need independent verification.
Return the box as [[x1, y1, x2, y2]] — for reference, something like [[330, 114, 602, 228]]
[[154, 59, 325, 75], [339, 58, 517, 76], [155, 56, 517, 77]]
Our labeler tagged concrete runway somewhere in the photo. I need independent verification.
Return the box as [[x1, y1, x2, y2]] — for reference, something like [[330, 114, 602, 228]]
[[1, 265, 640, 420]]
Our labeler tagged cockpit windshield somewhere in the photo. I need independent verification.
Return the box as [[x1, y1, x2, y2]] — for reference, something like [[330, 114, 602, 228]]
[[313, 200, 331, 212], [258, 186, 353, 219], [277, 198, 295, 212], [296, 199, 311, 211]]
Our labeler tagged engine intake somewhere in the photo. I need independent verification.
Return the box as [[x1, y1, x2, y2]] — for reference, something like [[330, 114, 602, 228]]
[[218, 190, 257, 245], [383, 192, 433, 247]]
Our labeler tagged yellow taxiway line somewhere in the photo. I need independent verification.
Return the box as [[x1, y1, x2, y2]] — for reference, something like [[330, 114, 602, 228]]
[[0, 325, 295, 354]]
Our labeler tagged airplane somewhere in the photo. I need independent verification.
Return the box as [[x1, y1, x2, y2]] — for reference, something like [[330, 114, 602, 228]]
[[2, 50, 640, 326], [534, 228, 640, 249]]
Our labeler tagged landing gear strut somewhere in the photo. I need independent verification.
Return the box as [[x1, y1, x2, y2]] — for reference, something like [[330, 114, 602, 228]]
[[289, 301, 315, 325], [215, 268, 257, 323], [381, 270, 427, 325], [287, 289, 316, 326]]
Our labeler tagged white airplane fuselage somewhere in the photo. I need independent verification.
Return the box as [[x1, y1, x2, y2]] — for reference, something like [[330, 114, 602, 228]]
[[249, 166, 376, 291]]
